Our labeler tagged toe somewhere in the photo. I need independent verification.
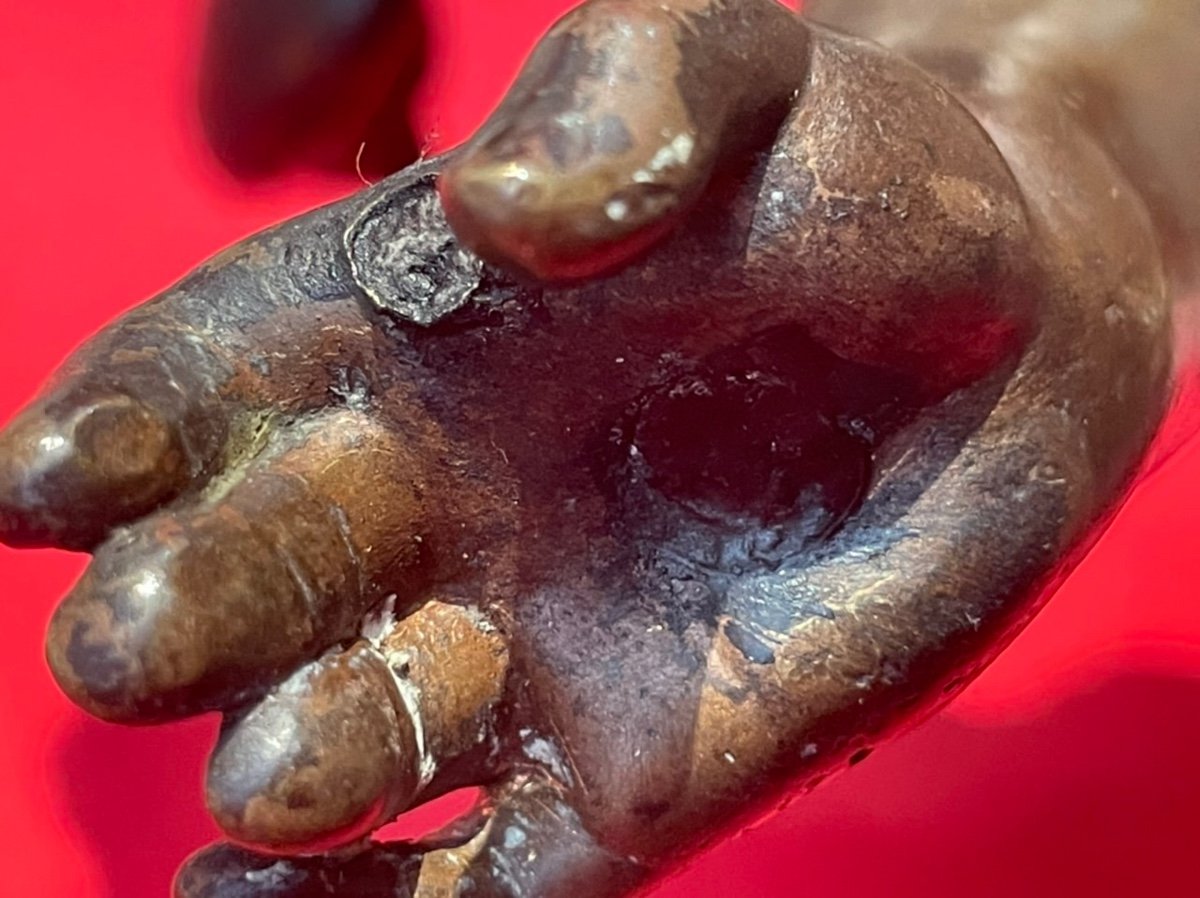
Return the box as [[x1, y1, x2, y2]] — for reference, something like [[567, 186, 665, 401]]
[[45, 409, 431, 721], [0, 215, 387, 551], [205, 600, 510, 853], [175, 841, 422, 898], [439, 0, 809, 281], [0, 306, 235, 550], [0, 389, 190, 549], [206, 642, 419, 855], [178, 773, 644, 898]]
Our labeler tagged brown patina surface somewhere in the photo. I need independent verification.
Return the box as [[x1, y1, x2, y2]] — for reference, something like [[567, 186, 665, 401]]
[[0, 1, 1197, 896]]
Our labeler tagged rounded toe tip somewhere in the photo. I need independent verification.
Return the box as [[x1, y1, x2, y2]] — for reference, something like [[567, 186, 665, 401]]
[[45, 605, 151, 722], [0, 392, 186, 549], [206, 649, 417, 854]]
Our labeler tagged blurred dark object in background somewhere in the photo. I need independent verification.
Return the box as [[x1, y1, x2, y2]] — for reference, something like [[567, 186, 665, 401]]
[[198, 0, 427, 179]]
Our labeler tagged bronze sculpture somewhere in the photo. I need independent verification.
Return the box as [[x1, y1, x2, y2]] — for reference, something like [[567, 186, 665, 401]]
[[0, 0, 1197, 895]]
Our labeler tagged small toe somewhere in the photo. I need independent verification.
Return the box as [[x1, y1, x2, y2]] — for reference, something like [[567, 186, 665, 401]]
[[206, 642, 420, 855], [174, 841, 421, 898], [205, 600, 511, 853]]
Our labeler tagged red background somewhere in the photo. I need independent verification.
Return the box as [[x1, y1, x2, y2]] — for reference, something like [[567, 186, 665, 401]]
[[3, 2, 1200, 896]]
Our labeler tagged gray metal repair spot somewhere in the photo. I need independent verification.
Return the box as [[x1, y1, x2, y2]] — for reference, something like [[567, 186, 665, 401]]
[[346, 171, 486, 325]]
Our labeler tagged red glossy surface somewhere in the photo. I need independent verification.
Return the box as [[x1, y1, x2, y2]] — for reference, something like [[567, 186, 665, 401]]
[[2, 2, 1199, 896]]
